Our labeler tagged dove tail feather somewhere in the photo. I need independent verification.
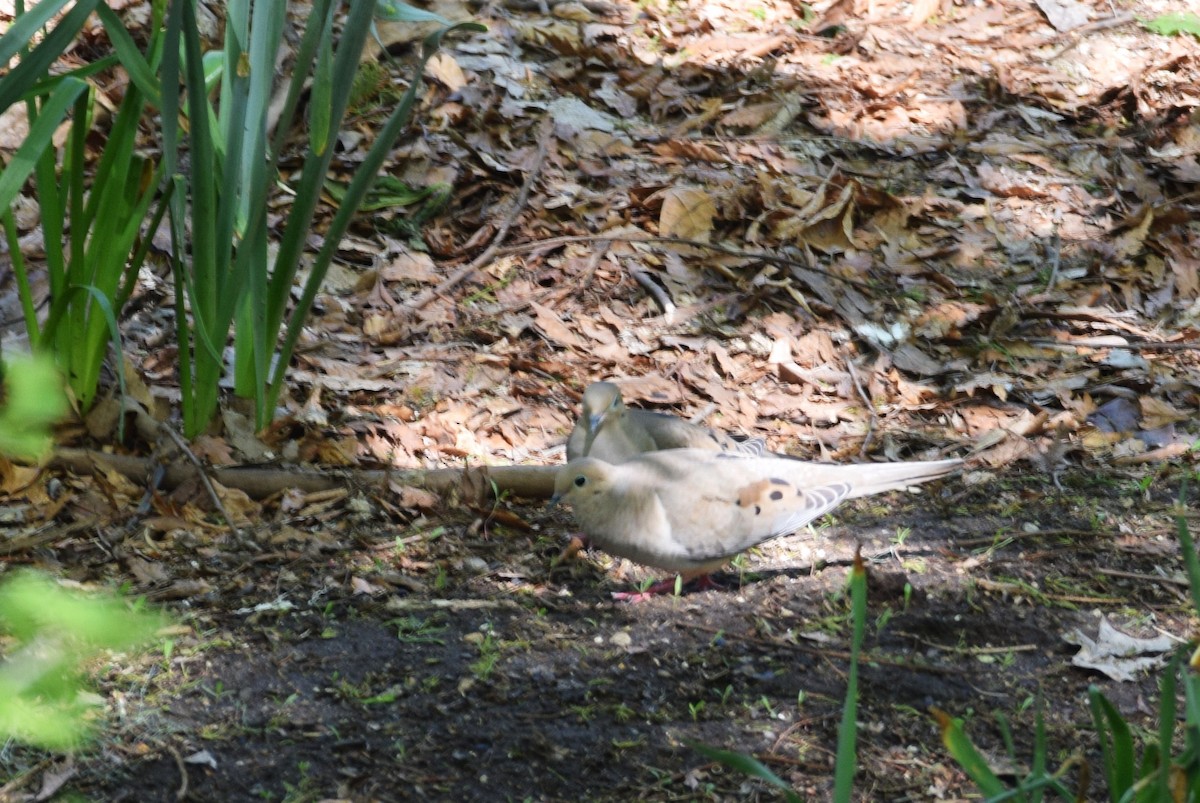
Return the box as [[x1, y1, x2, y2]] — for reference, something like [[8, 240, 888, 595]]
[[843, 458, 962, 499]]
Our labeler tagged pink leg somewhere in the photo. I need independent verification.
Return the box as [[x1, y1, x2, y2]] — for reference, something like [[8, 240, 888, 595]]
[[611, 573, 721, 602]]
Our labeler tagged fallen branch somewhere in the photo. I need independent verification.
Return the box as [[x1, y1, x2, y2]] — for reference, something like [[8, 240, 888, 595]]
[[49, 448, 559, 501]]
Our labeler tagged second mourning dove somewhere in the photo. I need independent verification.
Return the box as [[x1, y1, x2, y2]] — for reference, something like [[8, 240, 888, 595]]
[[552, 448, 961, 598], [566, 381, 764, 463]]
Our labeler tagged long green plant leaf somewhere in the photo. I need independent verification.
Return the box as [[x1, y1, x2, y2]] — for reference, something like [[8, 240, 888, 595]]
[[94, 4, 162, 108], [1089, 687, 1135, 801], [931, 707, 1007, 797], [0, 77, 88, 213], [687, 741, 803, 802], [832, 553, 866, 802], [0, 0, 74, 66], [264, 19, 486, 419], [0, 0, 101, 114]]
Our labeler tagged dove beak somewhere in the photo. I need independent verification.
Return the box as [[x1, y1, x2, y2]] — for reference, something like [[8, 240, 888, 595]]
[[547, 492, 562, 511], [581, 412, 605, 457]]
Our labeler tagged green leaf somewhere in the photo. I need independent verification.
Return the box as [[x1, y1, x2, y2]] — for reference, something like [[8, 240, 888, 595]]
[[374, 0, 454, 24], [1141, 12, 1200, 36], [0, 77, 89, 212], [0, 0, 74, 66], [687, 741, 803, 802], [1088, 686, 1135, 799], [0, 354, 66, 460], [0, 0, 101, 114], [0, 571, 162, 650], [931, 707, 1007, 797], [309, 13, 336, 156], [95, 4, 163, 108]]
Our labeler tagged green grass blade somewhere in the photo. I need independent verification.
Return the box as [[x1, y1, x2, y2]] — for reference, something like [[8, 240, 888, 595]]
[[308, 17, 335, 156], [0, 0, 101, 114], [268, 0, 334, 157], [40, 283, 128, 418], [94, 4, 162, 108], [1173, 480, 1200, 617], [832, 553, 866, 802], [32, 127, 65, 304], [687, 742, 803, 802], [374, 0, 454, 24], [0, 0, 73, 66], [263, 0, 378, 339], [237, 0, 285, 228], [265, 20, 486, 415], [0, 78, 88, 211], [931, 707, 1008, 797], [1088, 686, 1135, 801], [1, 209, 39, 341]]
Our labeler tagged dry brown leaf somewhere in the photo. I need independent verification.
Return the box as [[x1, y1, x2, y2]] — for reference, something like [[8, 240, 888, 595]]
[[211, 482, 257, 526], [530, 302, 587, 350], [424, 52, 466, 91], [552, 1, 594, 21], [191, 435, 235, 465], [380, 249, 439, 284], [389, 481, 440, 510], [0, 458, 40, 495], [719, 102, 784, 130], [658, 187, 715, 242], [127, 556, 171, 585], [1140, 397, 1189, 429]]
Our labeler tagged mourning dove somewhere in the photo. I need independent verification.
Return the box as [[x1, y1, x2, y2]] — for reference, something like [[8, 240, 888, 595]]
[[551, 448, 961, 598], [566, 381, 764, 463]]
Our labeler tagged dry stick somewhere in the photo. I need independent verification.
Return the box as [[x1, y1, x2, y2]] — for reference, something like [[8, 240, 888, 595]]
[[629, 268, 674, 315], [162, 739, 189, 801], [410, 116, 554, 310], [493, 233, 879, 291], [844, 354, 878, 458], [1094, 567, 1189, 588], [50, 448, 559, 501], [1026, 338, 1200, 352], [159, 423, 240, 538], [0, 758, 54, 798], [679, 620, 966, 676]]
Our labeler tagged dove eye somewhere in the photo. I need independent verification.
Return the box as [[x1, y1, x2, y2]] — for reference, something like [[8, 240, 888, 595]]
[[574, 475, 587, 488]]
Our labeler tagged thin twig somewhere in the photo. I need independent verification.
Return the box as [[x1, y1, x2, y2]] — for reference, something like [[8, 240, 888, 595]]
[[163, 739, 189, 801], [844, 354, 877, 458], [679, 620, 966, 676], [493, 233, 878, 291], [629, 268, 675, 315], [412, 116, 554, 309], [159, 424, 241, 539], [0, 758, 54, 798]]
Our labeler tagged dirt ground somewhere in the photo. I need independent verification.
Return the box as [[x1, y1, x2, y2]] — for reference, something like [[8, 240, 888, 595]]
[[2, 464, 1187, 802]]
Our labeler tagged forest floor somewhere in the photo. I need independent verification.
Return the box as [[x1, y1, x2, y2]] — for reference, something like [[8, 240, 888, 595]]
[[2, 0, 1200, 799]]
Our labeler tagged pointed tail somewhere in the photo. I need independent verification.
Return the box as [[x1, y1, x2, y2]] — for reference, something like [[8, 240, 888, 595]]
[[845, 458, 962, 499]]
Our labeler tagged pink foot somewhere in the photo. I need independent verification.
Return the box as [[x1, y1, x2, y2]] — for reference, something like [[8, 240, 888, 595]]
[[611, 573, 721, 601]]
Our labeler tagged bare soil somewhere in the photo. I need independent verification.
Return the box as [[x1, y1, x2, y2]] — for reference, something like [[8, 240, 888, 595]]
[[7, 468, 1188, 802]]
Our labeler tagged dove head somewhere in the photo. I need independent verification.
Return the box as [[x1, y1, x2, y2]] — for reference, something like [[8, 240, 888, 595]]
[[552, 458, 617, 509], [579, 382, 625, 456]]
